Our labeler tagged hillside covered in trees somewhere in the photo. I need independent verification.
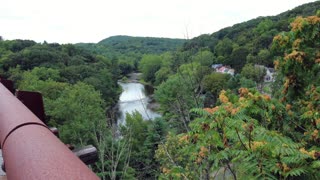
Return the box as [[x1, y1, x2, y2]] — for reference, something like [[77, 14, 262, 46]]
[[77, 35, 186, 57], [132, 2, 320, 179], [155, 12, 320, 178], [76, 35, 186, 75], [181, 1, 320, 71], [0, 1, 320, 179], [98, 36, 186, 54]]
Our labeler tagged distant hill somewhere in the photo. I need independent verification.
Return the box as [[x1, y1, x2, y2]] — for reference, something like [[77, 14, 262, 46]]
[[76, 35, 186, 59], [99, 35, 186, 53], [181, 1, 320, 71]]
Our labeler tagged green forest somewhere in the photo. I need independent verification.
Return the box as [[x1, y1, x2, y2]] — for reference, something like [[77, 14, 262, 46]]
[[0, 1, 320, 179]]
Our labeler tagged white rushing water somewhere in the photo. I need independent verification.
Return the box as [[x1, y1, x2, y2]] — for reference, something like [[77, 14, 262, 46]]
[[118, 82, 161, 124]]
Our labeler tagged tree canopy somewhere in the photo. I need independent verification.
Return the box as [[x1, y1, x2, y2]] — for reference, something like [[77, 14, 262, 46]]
[[155, 12, 320, 179]]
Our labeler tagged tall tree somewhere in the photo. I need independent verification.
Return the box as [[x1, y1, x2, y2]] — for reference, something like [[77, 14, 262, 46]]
[[156, 13, 320, 179], [139, 54, 162, 84]]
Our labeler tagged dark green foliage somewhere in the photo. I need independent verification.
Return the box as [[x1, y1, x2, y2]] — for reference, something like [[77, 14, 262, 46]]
[[1, 2, 319, 179], [229, 47, 249, 72], [155, 63, 209, 132], [2, 44, 64, 70], [203, 72, 231, 95], [181, 1, 320, 70], [4, 39, 36, 52], [154, 67, 171, 86], [121, 113, 168, 179], [156, 11, 320, 180], [193, 50, 214, 66], [118, 59, 134, 75], [169, 51, 193, 72], [143, 118, 168, 178], [239, 77, 256, 88], [241, 64, 266, 83], [214, 38, 234, 57], [98, 35, 186, 55], [0, 40, 124, 179], [0, 40, 120, 106], [139, 54, 162, 84], [76, 36, 186, 70]]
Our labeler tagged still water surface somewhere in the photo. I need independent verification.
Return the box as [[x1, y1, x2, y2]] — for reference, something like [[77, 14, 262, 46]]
[[117, 82, 161, 124]]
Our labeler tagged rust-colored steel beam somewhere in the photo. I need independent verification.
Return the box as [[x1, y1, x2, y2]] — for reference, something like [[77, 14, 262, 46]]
[[0, 79, 15, 95], [16, 90, 47, 124], [0, 84, 99, 180]]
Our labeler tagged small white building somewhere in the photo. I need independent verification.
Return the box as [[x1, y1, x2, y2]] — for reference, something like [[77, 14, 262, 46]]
[[264, 68, 275, 82], [212, 64, 235, 76], [254, 65, 275, 82]]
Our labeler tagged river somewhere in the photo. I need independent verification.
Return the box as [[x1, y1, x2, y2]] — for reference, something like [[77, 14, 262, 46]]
[[117, 81, 161, 124]]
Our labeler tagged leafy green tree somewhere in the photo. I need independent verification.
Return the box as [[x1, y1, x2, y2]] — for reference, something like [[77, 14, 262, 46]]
[[3, 44, 65, 70], [254, 19, 274, 34], [257, 49, 272, 65], [203, 72, 231, 96], [272, 12, 320, 147], [0, 37, 123, 179], [193, 50, 214, 66], [241, 63, 266, 92], [18, 67, 68, 106], [246, 53, 257, 64], [246, 49, 272, 66], [157, 88, 319, 179], [155, 74, 195, 132], [241, 63, 266, 84], [239, 77, 256, 88], [155, 62, 210, 132], [118, 59, 134, 75], [156, 13, 320, 179], [229, 47, 249, 72], [226, 74, 241, 91], [169, 51, 192, 72], [84, 68, 119, 106], [214, 55, 227, 64], [159, 52, 173, 68], [120, 112, 168, 179], [252, 31, 276, 53], [5, 39, 36, 52], [177, 63, 211, 93], [143, 118, 168, 178], [154, 67, 171, 86], [48, 82, 106, 145], [272, 12, 320, 103], [26, 67, 61, 81], [139, 54, 162, 84], [214, 38, 234, 57]]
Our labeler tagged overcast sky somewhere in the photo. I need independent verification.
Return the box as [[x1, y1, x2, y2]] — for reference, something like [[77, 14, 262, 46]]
[[0, 0, 316, 44]]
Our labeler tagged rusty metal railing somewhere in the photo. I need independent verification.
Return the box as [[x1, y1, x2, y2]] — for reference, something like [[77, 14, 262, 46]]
[[0, 82, 99, 179]]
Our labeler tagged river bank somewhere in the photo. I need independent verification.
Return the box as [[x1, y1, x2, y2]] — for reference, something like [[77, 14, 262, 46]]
[[119, 72, 142, 83], [117, 73, 161, 124], [121, 72, 160, 111]]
